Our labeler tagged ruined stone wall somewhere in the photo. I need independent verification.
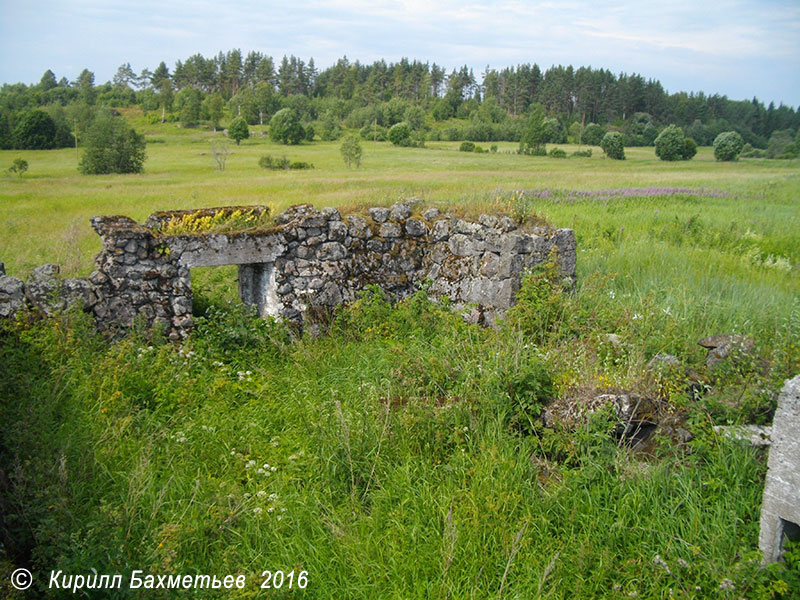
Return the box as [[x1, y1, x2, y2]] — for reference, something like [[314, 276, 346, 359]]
[[0, 202, 576, 340]]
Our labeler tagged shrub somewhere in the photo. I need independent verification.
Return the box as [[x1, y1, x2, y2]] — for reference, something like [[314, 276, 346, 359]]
[[8, 158, 28, 177], [767, 129, 798, 158], [548, 147, 567, 159], [459, 141, 475, 152], [228, 117, 249, 145], [12, 110, 57, 149], [581, 123, 605, 146], [269, 108, 304, 145], [388, 122, 411, 146], [519, 104, 547, 155], [340, 134, 362, 168], [490, 144, 498, 153], [79, 113, 146, 174], [682, 137, 698, 160], [304, 124, 315, 141], [740, 143, 766, 158], [258, 154, 290, 170], [654, 124, 687, 161], [258, 155, 313, 170], [359, 123, 387, 141], [713, 131, 744, 161], [571, 149, 592, 158], [600, 131, 625, 160]]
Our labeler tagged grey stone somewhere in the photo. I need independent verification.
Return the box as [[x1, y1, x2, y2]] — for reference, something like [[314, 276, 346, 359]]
[[431, 220, 451, 242], [317, 242, 347, 261], [321, 207, 341, 221], [698, 334, 755, 369], [0, 262, 5, 276], [389, 202, 411, 221], [328, 221, 348, 242], [478, 214, 499, 228], [25, 264, 62, 316], [647, 353, 681, 371], [379, 222, 402, 238], [369, 207, 390, 223], [405, 218, 426, 237], [0, 275, 25, 317], [346, 216, 371, 239], [448, 234, 484, 257], [759, 375, 800, 563], [422, 208, 440, 221]]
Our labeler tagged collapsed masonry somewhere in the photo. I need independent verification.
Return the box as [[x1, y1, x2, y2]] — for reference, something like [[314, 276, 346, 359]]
[[0, 202, 577, 340]]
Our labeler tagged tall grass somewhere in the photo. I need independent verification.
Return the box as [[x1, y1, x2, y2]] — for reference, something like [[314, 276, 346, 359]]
[[2, 121, 799, 597]]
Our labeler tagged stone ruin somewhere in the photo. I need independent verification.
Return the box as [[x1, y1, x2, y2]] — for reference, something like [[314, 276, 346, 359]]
[[0, 202, 577, 339], [759, 374, 800, 563]]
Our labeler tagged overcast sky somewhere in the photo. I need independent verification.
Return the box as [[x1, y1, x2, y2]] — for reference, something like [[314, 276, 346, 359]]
[[1, 0, 798, 105]]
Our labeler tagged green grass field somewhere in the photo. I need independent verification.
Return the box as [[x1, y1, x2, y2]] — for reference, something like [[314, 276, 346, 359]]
[[2, 118, 800, 598]]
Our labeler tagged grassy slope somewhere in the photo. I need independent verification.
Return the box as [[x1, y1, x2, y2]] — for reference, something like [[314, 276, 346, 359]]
[[2, 116, 800, 598]]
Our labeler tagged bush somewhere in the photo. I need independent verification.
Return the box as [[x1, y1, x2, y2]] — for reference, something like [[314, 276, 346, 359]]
[[571, 149, 592, 158], [713, 131, 744, 161], [269, 108, 304, 145], [7, 158, 28, 177], [654, 125, 687, 161], [259, 154, 290, 170], [600, 131, 625, 160], [12, 110, 58, 149], [79, 113, 146, 174], [581, 123, 605, 146], [340, 134, 362, 168], [682, 137, 698, 160], [459, 141, 475, 152], [548, 147, 567, 159], [490, 144, 498, 153], [228, 117, 249, 145], [359, 123, 387, 141], [388, 122, 411, 146], [258, 155, 314, 170], [304, 124, 315, 141], [740, 143, 766, 158]]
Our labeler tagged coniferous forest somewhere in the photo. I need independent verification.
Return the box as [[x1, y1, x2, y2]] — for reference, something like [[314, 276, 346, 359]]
[[2, 50, 799, 154]]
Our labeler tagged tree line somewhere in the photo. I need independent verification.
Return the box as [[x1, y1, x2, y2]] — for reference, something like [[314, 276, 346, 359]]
[[2, 49, 798, 153]]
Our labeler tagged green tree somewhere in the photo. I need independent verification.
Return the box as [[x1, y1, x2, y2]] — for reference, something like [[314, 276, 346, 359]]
[[177, 88, 202, 128], [388, 121, 411, 146], [206, 94, 225, 131], [581, 123, 605, 146], [654, 124, 687, 161], [79, 113, 146, 174], [12, 110, 57, 149], [713, 131, 744, 161], [600, 131, 625, 160], [228, 117, 250, 145], [269, 108, 304, 144], [682, 137, 698, 160], [77, 69, 97, 106], [519, 104, 547, 155], [8, 158, 28, 177], [340, 134, 362, 168]]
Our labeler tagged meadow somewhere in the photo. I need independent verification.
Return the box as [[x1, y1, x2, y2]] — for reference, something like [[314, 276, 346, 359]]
[[1, 117, 800, 598]]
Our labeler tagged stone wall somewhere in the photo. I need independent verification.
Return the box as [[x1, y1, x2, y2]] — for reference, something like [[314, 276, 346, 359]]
[[759, 374, 800, 562], [0, 202, 577, 339]]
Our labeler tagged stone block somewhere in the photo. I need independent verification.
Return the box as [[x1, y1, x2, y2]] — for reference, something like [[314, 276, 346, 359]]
[[369, 207, 390, 223], [390, 202, 411, 221], [759, 374, 800, 563]]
